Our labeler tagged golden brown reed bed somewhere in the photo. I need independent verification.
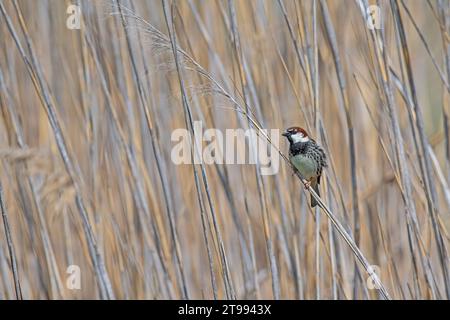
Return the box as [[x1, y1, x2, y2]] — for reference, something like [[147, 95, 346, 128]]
[[0, 0, 449, 299]]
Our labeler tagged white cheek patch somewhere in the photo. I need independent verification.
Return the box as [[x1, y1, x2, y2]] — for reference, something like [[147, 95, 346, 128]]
[[291, 133, 309, 143]]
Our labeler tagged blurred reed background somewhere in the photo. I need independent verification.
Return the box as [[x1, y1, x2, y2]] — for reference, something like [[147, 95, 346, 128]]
[[0, 0, 449, 299]]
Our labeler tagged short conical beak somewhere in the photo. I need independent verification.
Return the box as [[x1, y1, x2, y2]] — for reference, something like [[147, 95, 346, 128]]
[[282, 131, 289, 137]]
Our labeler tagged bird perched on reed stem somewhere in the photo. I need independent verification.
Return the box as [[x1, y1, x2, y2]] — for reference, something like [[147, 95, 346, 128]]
[[282, 127, 327, 207]]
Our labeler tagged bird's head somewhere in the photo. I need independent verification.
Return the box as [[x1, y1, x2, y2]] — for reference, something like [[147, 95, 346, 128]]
[[282, 126, 310, 144]]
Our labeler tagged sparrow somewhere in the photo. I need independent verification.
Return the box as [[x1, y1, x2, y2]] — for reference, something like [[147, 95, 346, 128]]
[[282, 127, 327, 207]]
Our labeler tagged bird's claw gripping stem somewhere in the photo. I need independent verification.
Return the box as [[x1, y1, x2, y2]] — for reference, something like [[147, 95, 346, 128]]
[[304, 180, 312, 190]]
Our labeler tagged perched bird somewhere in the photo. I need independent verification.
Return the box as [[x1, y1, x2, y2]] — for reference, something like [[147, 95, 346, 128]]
[[282, 127, 327, 207]]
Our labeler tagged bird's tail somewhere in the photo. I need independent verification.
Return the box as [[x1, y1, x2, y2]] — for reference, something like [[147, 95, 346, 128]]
[[310, 181, 320, 207]]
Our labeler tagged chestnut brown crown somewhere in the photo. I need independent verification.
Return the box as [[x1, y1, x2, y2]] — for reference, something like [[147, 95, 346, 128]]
[[282, 127, 309, 137]]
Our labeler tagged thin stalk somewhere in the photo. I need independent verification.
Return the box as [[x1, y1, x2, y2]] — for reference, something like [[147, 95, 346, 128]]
[[0, 0, 114, 299], [0, 182, 22, 299]]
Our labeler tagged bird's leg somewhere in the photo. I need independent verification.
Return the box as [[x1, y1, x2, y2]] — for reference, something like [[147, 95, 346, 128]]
[[304, 178, 312, 190]]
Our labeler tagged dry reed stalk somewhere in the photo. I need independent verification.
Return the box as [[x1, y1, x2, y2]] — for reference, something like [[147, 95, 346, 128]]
[[0, 182, 22, 299], [0, 0, 114, 299]]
